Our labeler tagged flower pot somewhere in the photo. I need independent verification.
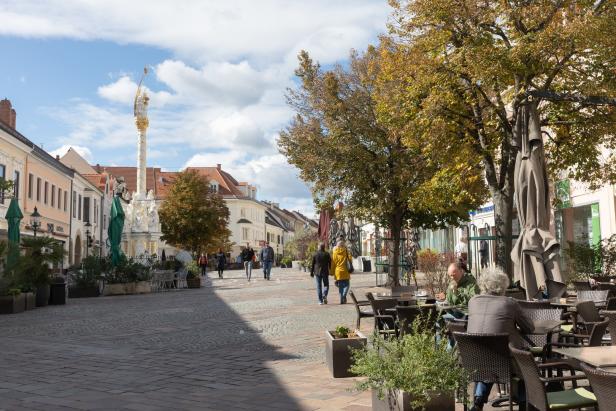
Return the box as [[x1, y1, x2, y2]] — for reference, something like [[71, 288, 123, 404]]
[[49, 283, 67, 305], [35, 285, 50, 307], [103, 283, 127, 296], [325, 330, 367, 378], [0, 294, 26, 314], [135, 281, 151, 294], [24, 292, 36, 310], [69, 286, 100, 298], [124, 282, 136, 294], [187, 277, 201, 288], [371, 389, 455, 411]]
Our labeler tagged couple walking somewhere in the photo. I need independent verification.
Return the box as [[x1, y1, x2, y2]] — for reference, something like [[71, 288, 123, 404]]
[[310, 237, 353, 305], [199, 249, 227, 279], [241, 242, 274, 281]]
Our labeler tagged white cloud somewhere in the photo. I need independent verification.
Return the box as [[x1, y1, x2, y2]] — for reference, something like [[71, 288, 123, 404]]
[[48, 144, 93, 162], [97, 76, 173, 108]]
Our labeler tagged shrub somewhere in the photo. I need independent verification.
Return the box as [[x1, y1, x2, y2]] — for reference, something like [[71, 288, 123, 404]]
[[417, 249, 456, 296]]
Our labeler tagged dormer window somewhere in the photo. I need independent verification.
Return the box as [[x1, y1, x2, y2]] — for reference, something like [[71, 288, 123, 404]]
[[209, 180, 219, 193]]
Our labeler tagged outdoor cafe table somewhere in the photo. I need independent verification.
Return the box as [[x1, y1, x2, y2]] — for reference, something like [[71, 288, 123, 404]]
[[552, 346, 616, 368]]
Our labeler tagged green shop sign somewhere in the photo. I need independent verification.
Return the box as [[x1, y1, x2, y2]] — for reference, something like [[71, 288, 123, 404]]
[[555, 179, 571, 209]]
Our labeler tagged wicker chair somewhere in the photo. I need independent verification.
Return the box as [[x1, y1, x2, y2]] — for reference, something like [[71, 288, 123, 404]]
[[605, 297, 616, 310], [505, 288, 526, 300], [574, 300, 604, 334], [578, 290, 609, 304], [518, 300, 554, 310], [572, 280, 593, 291], [581, 363, 616, 411], [553, 319, 609, 350], [369, 298, 398, 338], [453, 333, 514, 411], [396, 305, 438, 336], [348, 290, 374, 329], [519, 308, 563, 358], [546, 280, 568, 299], [509, 344, 597, 411], [599, 310, 616, 346]]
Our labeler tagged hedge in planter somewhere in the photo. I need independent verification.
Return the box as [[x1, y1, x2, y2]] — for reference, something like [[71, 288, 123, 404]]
[[351, 320, 467, 411], [0, 289, 26, 314], [68, 256, 107, 298], [104, 257, 152, 295]]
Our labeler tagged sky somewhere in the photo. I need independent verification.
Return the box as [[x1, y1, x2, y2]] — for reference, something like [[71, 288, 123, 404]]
[[0, 0, 389, 217]]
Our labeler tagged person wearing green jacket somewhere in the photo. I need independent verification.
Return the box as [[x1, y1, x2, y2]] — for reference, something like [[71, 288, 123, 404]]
[[437, 261, 479, 308]]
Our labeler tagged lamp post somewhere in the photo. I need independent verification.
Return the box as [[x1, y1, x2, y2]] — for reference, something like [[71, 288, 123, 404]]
[[30, 207, 41, 237], [84, 221, 91, 258]]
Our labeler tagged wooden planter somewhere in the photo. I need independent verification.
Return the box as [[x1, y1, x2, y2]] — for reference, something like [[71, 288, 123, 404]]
[[103, 283, 127, 296], [69, 286, 100, 298], [0, 294, 26, 314], [187, 277, 201, 289], [35, 285, 50, 307], [135, 281, 151, 294], [372, 389, 455, 411], [325, 330, 367, 378], [25, 292, 36, 310]]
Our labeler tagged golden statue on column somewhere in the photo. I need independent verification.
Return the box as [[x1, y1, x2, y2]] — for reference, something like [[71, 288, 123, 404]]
[[134, 67, 149, 198]]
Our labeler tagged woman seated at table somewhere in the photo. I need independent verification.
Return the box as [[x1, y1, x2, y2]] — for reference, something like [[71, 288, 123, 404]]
[[467, 267, 534, 411]]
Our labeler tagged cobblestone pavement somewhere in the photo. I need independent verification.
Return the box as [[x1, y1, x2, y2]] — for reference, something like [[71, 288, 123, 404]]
[[0, 268, 381, 411]]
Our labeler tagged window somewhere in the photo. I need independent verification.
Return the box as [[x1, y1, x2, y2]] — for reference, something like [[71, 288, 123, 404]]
[[57, 188, 61, 209], [44, 181, 48, 204], [94, 199, 98, 224], [0, 164, 5, 204], [83, 197, 90, 223], [72, 191, 76, 217], [64, 191, 67, 212], [28, 173, 33, 199], [36, 178, 41, 202], [78, 195, 82, 220], [13, 171, 19, 200], [242, 228, 249, 240], [241, 208, 246, 217], [51, 184, 55, 207]]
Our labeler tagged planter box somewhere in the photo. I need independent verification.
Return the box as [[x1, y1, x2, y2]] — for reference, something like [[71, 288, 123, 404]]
[[0, 294, 26, 314], [187, 277, 201, 289], [124, 282, 136, 295], [25, 292, 36, 310], [135, 281, 151, 294], [372, 389, 455, 411], [35, 285, 50, 307], [49, 283, 67, 305], [69, 286, 100, 298], [325, 330, 367, 378], [103, 283, 127, 296]]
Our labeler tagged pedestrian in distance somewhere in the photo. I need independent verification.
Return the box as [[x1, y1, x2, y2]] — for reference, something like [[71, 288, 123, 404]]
[[260, 241, 275, 280], [215, 248, 226, 279], [330, 236, 353, 304], [198, 253, 208, 277], [241, 243, 255, 281], [310, 242, 331, 305], [479, 239, 489, 269]]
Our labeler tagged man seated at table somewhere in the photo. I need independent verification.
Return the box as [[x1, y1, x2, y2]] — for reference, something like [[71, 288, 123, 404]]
[[467, 267, 534, 411], [436, 261, 479, 310]]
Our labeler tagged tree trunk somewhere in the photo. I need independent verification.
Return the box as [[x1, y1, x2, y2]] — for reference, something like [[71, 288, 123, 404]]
[[491, 188, 514, 278], [387, 210, 404, 287]]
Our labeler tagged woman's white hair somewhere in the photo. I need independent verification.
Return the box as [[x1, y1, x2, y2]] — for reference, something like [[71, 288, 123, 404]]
[[336, 239, 346, 247], [478, 266, 510, 296]]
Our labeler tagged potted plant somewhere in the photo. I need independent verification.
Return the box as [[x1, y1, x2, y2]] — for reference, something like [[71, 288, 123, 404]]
[[325, 325, 367, 378], [0, 287, 26, 315], [68, 256, 105, 298], [351, 322, 466, 411], [186, 261, 201, 288], [15, 237, 65, 307]]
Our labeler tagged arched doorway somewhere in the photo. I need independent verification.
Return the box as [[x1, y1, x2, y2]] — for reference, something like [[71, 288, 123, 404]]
[[75, 235, 82, 265]]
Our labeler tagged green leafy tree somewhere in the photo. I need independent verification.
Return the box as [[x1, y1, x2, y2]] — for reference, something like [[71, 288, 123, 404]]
[[279, 47, 487, 286], [389, 0, 616, 273], [15, 237, 65, 289], [159, 170, 231, 255]]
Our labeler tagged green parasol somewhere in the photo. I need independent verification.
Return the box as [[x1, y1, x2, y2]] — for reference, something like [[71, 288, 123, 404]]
[[5, 198, 23, 268], [108, 196, 125, 266]]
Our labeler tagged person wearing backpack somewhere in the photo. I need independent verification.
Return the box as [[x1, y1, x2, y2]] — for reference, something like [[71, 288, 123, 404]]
[[330, 236, 353, 304], [198, 253, 208, 277], [310, 242, 331, 305]]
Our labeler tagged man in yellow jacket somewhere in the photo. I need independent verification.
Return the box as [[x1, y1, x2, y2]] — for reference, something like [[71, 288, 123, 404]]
[[330, 237, 353, 304]]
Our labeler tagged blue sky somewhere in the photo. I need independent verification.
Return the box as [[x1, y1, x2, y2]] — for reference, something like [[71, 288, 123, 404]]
[[0, 1, 388, 216]]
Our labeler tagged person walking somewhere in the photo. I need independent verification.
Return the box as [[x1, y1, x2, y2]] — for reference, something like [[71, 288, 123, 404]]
[[198, 253, 208, 277], [479, 239, 489, 269], [215, 248, 226, 279], [241, 244, 255, 281], [330, 236, 353, 304], [310, 242, 331, 305], [259, 242, 275, 280]]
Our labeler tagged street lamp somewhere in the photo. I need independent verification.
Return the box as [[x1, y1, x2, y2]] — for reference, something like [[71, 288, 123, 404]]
[[84, 221, 91, 257], [30, 207, 41, 237]]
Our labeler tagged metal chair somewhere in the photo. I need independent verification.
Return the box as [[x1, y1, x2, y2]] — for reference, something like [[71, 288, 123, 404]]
[[396, 305, 438, 336], [509, 344, 597, 411], [605, 297, 616, 310], [348, 290, 374, 329], [453, 333, 513, 411], [369, 298, 398, 338], [175, 269, 188, 289], [581, 363, 616, 411]]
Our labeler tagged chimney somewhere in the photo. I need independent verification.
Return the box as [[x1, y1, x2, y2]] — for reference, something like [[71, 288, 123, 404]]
[[217, 163, 221, 170], [0, 99, 16, 129], [55, 155, 60, 160]]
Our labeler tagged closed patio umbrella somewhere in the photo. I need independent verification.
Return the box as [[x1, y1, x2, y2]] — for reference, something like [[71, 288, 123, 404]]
[[108, 196, 125, 266], [5, 198, 23, 269], [511, 101, 563, 299]]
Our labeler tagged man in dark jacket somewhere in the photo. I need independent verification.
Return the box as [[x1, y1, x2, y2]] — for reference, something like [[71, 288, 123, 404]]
[[310, 242, 331, 305], [241, 244, 255, 281], [259, 242, 275, 280]]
